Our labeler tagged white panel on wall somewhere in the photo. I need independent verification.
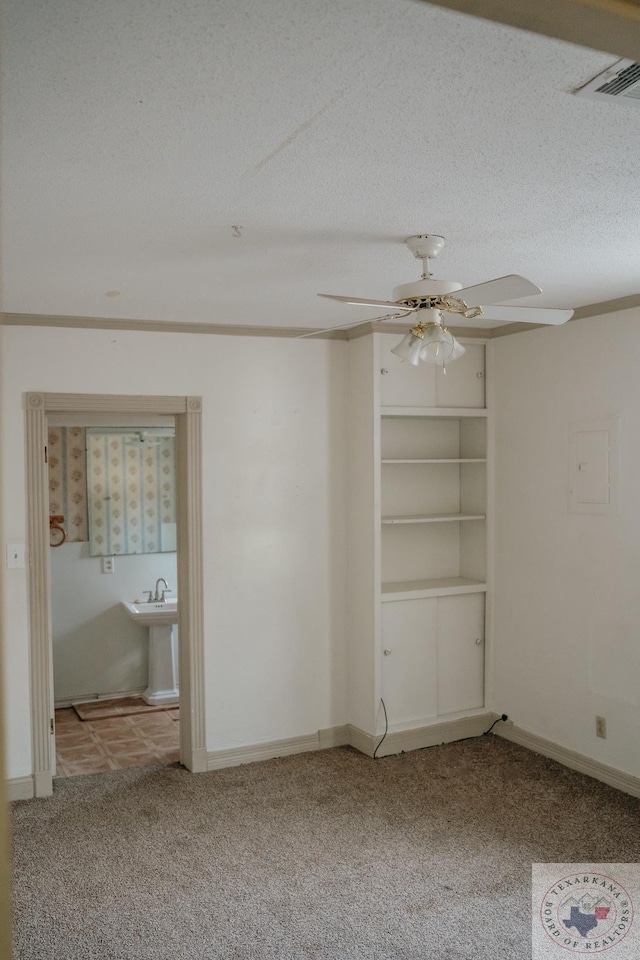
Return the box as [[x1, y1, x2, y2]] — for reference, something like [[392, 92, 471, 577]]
[[569, 416, 619, 514]]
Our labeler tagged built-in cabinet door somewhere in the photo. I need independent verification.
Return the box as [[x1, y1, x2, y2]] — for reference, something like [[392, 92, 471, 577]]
[[437, 594, 485, 715], [381, 593, 485, 726], [380, 336, 437, 407], [381, 598, 438, 725], [435, 343, 485, 409], [379, 335, 485, 408]]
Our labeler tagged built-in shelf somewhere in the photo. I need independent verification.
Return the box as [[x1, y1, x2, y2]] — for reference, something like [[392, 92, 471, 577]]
[[381, 458, 487, 464], [381, 577, 487, 601], [381, 513, 486, 524], [381, 406, 488, 418], [347, 333, 489, 746]]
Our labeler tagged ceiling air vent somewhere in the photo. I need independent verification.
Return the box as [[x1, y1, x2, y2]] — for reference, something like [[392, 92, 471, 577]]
[[575, 58, 640, 105]]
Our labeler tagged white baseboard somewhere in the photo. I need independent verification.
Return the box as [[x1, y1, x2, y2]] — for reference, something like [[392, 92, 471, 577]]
[[6, 727, 350, 793], [348, 712, 494, 758], [11, 720, 639, 802], [55, 688, 146, 709], [496, 723, 640, 800], [7, 777, 34, 801], [319, 725, 349, 749], [207, 725, 350, 771], [206, 716, 495, 771]]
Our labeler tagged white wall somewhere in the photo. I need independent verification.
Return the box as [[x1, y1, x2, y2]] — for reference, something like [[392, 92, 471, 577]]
[[51, 542, 177, 703], [1, 326, 348, 779], [491, 307, 640, 778]]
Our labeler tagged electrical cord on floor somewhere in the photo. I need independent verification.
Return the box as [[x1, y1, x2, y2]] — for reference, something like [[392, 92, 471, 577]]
[[373, 698, 388, 759], [484, 713, 508, 735]]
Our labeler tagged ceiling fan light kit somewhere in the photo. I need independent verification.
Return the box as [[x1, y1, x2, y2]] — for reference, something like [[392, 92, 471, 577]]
[[312, 234, 573, 361], [390, 332, 423, 366], [390, 308, 465, 369]]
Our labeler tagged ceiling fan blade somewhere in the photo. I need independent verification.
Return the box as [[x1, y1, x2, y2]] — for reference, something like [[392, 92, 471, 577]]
[[475, 304, 574, 325], [454, 274, 542, 306], [318, 293, 413, 312], [297, 310, 413, 340]]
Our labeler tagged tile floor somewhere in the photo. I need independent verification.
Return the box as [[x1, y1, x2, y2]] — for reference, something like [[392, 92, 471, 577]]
[[54, 706, 180, 778]]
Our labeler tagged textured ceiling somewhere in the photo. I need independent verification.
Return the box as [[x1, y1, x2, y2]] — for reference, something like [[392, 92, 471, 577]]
[[2, 0, 639, 330]]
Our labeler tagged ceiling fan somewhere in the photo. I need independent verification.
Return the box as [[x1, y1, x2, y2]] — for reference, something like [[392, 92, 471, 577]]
[[305, 235, 573, 368]]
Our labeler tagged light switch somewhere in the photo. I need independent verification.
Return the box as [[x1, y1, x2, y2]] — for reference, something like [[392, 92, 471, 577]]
[[6, 543, 25, 568]]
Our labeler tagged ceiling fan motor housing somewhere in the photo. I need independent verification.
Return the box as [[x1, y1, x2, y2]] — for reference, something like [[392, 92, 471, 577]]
[[392, 278, 462, 303]]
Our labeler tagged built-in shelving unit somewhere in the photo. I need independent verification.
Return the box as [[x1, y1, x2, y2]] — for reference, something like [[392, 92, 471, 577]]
[[347, 332, 490, 755]]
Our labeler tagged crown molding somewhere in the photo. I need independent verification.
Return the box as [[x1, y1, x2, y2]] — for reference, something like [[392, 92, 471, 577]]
[[490, 320, 548, 338], [4, 293, 640, 342], [570, 293, 640, 321], [490, 293, 640, 338], [1, 312, 348, 340]]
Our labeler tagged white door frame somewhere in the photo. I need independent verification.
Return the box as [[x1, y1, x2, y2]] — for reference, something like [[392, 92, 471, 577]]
[[25, 392, 207, 797]]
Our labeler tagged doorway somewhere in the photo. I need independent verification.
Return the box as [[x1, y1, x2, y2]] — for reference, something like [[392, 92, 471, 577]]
[[50, 417, 179, 776], [25, 392, 206, 797]]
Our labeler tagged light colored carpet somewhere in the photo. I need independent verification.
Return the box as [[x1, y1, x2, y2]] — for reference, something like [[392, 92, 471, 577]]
[[11, 737, 640, 959]]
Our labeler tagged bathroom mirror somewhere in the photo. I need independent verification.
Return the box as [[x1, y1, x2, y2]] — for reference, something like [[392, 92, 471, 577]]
[[86, 427, 176, 556]]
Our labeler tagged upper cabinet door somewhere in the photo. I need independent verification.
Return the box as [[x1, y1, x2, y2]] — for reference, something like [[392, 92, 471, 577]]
[[379, 334, 437, 407], [435, 343, 485, 408], [379, 334, 485, 408]]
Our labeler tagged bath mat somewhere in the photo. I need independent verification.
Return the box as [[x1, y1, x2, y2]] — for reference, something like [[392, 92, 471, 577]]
[[72, 696, 179, 721]]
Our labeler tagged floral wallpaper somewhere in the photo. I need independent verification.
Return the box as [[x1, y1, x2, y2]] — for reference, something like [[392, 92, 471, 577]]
[[86, 430, 176, 556], [48, 427, 88, 541]]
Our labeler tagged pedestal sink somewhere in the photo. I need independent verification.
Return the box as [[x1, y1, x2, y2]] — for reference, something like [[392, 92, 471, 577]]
[[122, 600, 179, 705]]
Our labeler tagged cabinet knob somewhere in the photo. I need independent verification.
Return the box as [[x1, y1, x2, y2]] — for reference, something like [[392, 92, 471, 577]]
[[476, 371, 484, 379], [383, 648, 392, 656], [475, 638, 484, 645], [380, 368, 389, 375]]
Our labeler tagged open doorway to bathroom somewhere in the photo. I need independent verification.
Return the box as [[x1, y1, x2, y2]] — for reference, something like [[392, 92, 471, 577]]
[[48, 415, 181, 778], [25, 392, 206, 798]]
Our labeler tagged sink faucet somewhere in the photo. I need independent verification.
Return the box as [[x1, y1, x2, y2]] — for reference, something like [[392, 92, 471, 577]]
[[153, 577, 169, 602]]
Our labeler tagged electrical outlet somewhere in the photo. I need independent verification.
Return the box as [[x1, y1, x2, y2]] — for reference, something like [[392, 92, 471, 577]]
[[102, 556, 115, 574], [596, 715, 607, 739]]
